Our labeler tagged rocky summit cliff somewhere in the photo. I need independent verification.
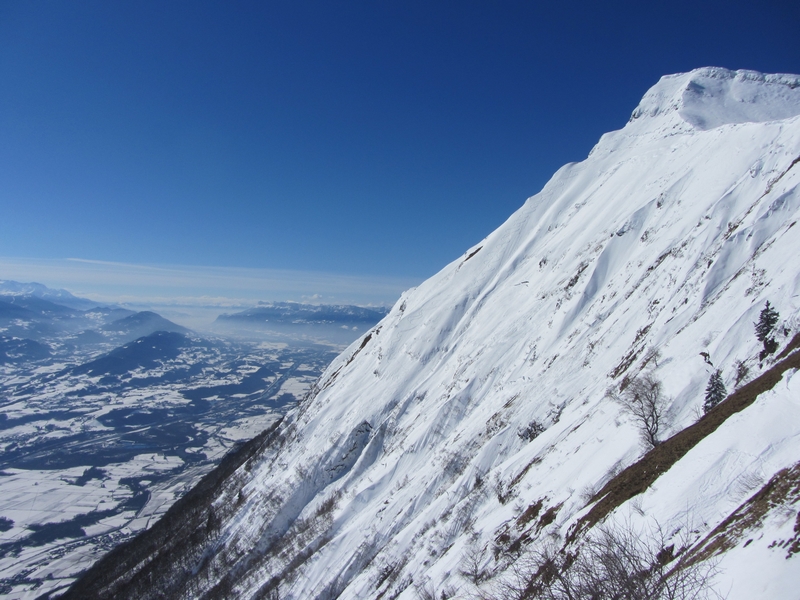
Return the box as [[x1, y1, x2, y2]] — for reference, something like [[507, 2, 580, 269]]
[[66, 68, 800, 599]]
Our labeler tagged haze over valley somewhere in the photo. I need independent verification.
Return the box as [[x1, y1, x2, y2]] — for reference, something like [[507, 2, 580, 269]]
[[0, 281, 386, 596]]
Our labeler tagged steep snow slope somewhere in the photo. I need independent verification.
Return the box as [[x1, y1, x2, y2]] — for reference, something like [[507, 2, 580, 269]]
[[68, 67, 800, 600]]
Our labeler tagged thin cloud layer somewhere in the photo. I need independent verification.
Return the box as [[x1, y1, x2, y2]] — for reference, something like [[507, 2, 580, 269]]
[[0, 257, 417, 310]]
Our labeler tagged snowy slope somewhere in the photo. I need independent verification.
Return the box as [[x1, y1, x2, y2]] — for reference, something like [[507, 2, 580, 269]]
[[67, 67, 800, 600]]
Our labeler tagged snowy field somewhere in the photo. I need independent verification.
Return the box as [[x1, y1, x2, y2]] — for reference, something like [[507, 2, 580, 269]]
[[0, 331, 337, 599]]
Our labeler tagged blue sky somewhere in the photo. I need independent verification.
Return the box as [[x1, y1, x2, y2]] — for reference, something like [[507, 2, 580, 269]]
[[1, 1, 798, 307]]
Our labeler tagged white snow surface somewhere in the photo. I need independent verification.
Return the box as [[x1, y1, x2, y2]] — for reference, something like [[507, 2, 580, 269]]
[[195, 68, 800, 599]]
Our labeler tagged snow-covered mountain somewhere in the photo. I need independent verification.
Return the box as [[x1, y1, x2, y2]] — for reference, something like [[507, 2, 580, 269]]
[[0, 280, 101, 310], [67, 67, 800, 599]]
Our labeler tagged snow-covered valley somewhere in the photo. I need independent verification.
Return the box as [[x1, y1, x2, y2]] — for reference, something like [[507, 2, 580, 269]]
[[65, 67, 800, 599], [0, 293, 348, 599]]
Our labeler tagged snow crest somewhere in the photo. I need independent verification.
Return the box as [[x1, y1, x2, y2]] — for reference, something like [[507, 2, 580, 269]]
[[630, 67, 800, 129]]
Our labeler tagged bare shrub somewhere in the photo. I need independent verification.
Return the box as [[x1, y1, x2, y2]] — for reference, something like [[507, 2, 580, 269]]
[[315, 489, 342, 518], [414, 579, 438, 600], [375, 562, 398, 589], [480, 522, 722, 600], [641, 347, 662, 368], [459, 540, 491, 585], [415, 579, 459, 600], [733, 360, 749, 388], [494, 474, 512, 505], [631, 496, 646, 517], [440, 583, 459, 599], [579, 484, 597, 505], [518, 420, 546, 442], [608, 373, 667, 449], [473, 470, 485, 491]]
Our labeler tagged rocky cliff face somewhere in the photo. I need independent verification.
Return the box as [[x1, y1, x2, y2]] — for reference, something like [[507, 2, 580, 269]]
[[66, 67, 800, 599]]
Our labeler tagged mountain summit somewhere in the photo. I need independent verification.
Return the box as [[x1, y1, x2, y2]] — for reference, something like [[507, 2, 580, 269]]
[[67, 69, 800, 599], [629, 67, 800, 129]]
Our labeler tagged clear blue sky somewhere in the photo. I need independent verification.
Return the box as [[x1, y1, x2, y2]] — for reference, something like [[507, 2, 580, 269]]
[[1, 1, 798, 285]]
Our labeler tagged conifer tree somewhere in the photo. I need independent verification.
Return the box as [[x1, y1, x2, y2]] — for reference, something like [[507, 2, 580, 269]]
[[755, 301, 779, 342], [704, 369, 726, 413], [755, 301, 779, 359]]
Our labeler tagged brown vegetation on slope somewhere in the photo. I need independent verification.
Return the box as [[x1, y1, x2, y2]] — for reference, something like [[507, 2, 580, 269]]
[[682, 460, 800, 566], [570, 332, 800, 542]]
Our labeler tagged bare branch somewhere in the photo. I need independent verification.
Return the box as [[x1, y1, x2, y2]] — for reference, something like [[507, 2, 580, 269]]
[[610, 373, 667, 449]]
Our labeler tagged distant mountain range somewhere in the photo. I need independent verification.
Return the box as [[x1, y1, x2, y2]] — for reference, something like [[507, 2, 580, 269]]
[[0, 280, 190, 362], [214, 301, 390, 345], [101, 310, 188, 338], [0, 279, 102, 310], [218, 301, 389, 325]]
